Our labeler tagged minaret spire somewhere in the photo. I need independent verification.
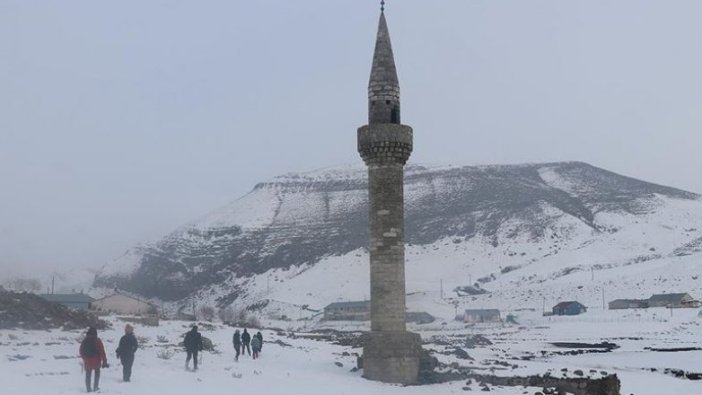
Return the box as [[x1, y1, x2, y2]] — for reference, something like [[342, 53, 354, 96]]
[[381, 0, 385, 12], [368, 6, 400, 124]]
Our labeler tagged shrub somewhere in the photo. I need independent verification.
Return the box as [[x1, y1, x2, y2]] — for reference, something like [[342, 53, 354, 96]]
[[218, 306, 236, 323], [197, 305, 216, 322]]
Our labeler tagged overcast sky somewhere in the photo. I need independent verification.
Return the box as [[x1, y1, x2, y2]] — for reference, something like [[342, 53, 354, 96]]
[[2, 0, 702, 277]]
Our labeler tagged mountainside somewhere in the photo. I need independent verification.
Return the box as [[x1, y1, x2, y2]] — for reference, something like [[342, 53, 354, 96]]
[[94, 161, 702, 312]]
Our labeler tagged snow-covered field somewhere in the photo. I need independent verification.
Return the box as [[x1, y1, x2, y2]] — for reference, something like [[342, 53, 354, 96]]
[[2, 308, 701, 395]]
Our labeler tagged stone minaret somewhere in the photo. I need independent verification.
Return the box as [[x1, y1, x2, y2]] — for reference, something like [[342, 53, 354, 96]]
[[357, 6, 422, 384]]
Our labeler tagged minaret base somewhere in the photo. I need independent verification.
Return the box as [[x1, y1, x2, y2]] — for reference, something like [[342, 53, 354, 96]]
[[362, 331, 422, 384]]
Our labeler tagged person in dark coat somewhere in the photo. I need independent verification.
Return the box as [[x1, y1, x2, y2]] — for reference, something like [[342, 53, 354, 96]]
[[116, 324, 138, 382], [241, 328, 251, 356], [184, 326, 203, 371], [232, 329, 242, 361], [251, 334, 261, 360], [79, 327, 108, 393], [255, 331, 263, 353]]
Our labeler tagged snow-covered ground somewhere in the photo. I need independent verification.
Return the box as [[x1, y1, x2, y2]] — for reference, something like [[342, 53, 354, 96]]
[[2, 308, 701, 395]]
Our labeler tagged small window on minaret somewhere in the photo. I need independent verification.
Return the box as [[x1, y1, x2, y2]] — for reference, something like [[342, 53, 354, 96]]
[[391, 107, 399, 123]]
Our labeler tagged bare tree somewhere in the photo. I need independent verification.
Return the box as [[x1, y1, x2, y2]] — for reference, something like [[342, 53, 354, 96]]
[[218, 306, 236, 323], [7, 278, 42, 293], [197, 305, 216, 322]]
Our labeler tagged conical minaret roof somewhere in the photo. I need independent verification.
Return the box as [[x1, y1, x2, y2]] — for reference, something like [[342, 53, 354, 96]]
[[369, 12, 399, 93], [368, 11, 401, 124]]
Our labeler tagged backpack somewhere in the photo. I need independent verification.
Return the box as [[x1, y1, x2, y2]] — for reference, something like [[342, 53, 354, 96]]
[[82, 338, 98, 357]]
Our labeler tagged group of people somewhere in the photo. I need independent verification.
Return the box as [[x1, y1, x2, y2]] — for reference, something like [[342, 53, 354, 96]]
[[78, 324, 264, 392], [79, 324, 137, 393], [232, 327, 263, 360]]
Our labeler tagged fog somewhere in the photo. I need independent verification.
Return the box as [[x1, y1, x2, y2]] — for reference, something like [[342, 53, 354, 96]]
[[2, 0, 702, 277]]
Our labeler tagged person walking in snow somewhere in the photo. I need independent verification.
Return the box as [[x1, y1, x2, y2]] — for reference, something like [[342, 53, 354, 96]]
[[241, 328, 251, 356], [79, 326, 108, 393], [184, 325, 203, 371], [255, 331, 263, 353], [116, 324, 138, 382], [251, 333, 261, 359], [232, 329, 242, 361]]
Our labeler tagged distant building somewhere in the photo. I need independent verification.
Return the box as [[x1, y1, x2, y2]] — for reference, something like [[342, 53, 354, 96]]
[[406, 312, 435, 325], [648, 293, 700, 308], [608, 299, 648, 310], [322, 302, 435, 324], [323, 301, 370, 321], [462, 309, 501, 323], [552, 301, 587, 316], [92, 293, 158, 315], [40, 293, 94, 310]]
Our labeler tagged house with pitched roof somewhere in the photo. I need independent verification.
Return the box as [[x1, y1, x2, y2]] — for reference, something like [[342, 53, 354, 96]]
[[92, 292, 158, 315], [323, 301, 371, 321], [609, 299, 648, 310], [552, 301, 587, 316], [648, 293, 699, 308], [39, 293, 94, 310], [461, 309, 501, 323]]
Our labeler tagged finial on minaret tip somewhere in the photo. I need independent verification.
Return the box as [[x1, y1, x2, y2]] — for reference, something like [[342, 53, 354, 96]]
[[381, 0, 385, 12]]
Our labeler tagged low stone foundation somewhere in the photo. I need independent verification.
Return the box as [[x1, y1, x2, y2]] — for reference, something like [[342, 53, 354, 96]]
[[362, 331, 423, 384], [468, 373, 621, 395]]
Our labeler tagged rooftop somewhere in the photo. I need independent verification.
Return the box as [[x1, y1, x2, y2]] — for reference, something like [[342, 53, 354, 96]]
[[649, 293, 692, 302], [325, 301, 370, 310], [464, 309, 500, 316], [553, 301, 584, 309], [39, 293, 95, 304]]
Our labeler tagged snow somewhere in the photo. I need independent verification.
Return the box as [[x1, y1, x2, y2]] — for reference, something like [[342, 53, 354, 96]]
[[54, 162, 702, 394], [98, 250, 144, 279], [192, 187, 281, 230], [2, 310, 702, 394]]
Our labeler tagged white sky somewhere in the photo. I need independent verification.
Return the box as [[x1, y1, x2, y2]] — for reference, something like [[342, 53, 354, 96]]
[[2, 0, 702, 276]]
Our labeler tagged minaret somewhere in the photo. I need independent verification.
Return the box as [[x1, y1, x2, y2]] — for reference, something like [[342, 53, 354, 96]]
[[357, 4, 422, 384]]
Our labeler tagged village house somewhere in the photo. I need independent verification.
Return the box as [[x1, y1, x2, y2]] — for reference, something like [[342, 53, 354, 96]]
[[608, 299, 648, 310], [323, 301, 371, 321], [40, 293, 94, 310], [92, 293, 158, 315], [552, 301, 587, 316], [648, 293, 700, 308], [323, 301, 435, 324], [461, 309, 501, 323], [406, 312, 435, 324]]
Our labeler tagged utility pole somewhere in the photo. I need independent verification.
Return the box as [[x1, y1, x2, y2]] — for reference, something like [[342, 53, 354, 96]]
[[602, 288, 605, 310], [51, 275, 55, 295], [440, 279, 444, 299], [591, 267, 594, 281]]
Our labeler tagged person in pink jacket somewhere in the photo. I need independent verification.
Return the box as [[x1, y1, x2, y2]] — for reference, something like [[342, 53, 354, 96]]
[[79, 327, 108, 392]]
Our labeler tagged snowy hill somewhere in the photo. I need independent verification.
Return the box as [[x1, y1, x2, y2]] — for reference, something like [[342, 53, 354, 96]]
[[94, 161, 702, 318]]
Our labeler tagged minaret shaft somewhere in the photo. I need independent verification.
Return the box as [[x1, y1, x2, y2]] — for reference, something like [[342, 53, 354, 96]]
[[368, 163, 406, 332]]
